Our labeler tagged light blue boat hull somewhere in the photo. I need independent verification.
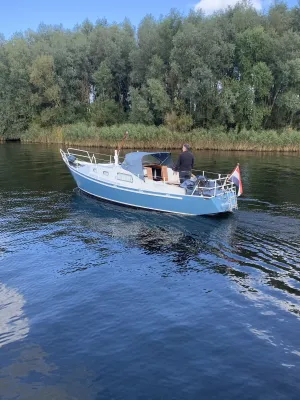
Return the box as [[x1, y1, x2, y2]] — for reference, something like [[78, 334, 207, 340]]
[[67, 165, 236, 216]]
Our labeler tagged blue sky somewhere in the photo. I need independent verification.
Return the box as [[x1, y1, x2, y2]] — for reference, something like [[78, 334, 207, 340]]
[[0, 0, 298, 38]]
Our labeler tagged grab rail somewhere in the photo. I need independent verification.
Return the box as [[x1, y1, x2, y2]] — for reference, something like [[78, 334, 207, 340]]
[[66, 148, 124, 165], [192, 169, 229, 179], [191, 175, 235, 198]]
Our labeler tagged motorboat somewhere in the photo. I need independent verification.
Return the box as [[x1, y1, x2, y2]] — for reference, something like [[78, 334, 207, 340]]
[[60, 147, 240, 216]]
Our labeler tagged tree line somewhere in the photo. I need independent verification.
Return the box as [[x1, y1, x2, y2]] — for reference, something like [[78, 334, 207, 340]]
[[1, 2, 300, 138]]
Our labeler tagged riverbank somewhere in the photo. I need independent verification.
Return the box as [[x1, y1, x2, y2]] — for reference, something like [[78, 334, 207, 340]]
[[2, 123, 300, 152]]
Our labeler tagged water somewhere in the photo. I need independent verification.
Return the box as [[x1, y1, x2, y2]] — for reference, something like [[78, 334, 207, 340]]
[[0, 143, 300, 399]]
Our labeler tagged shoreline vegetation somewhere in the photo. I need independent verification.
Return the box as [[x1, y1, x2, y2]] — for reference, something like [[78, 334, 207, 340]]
[[2, 4, 300, 152], [1, 123, 300, 152]]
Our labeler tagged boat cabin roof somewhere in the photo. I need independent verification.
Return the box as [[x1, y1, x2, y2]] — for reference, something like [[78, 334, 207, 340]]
[[121, 152, 173, 179]]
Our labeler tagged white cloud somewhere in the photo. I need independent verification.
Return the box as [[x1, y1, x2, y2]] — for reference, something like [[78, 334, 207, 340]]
[[194, 0, 262, 15]]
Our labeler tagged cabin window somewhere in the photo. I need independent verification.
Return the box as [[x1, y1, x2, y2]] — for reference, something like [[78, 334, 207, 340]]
[[117, 173, 133, 183], [103, 171, 109, 176]]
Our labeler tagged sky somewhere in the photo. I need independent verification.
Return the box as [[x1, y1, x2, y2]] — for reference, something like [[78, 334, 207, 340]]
[[0, 0, 298, 38]]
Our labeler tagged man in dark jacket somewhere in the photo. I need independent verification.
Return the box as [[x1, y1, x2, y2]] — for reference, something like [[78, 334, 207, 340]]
[[173, 144, 194, 183]]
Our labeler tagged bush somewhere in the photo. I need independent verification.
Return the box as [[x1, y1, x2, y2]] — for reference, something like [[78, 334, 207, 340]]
[[21, 122, 300, 151], [63, 123, 100, 141], [164, 112, 193, 132]]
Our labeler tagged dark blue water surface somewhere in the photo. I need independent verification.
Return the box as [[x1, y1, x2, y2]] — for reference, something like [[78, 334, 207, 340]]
[[0, 143, 300, 399]]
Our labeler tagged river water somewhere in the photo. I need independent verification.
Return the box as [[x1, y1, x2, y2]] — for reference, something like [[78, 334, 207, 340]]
[[0, 143, 299, 399]]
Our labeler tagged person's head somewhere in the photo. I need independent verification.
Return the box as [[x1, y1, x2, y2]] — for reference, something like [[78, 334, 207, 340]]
[[182, 144, 191, 152]]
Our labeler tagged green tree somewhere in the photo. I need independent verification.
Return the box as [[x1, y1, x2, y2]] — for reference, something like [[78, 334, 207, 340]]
[[147, 78, 171, 124], [129, 87, 154, 124], [93, 61, 114, 100], [30, 55, 61, 125], [279, 91, 300, 126], [1, 4, 300, 136], [0, 36, 33, 136]]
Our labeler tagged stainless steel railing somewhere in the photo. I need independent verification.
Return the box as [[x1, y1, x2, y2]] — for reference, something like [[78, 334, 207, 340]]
[[192, 169, 229, 180], [66, 148, 125, 164], [191, 175, 236, 199]]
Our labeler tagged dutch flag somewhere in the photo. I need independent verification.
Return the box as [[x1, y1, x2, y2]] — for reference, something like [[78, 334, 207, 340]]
[[228, 164, 243, 196]]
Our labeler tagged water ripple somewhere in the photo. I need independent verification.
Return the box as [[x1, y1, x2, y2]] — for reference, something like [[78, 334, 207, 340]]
[[1, 145, 300, 399]]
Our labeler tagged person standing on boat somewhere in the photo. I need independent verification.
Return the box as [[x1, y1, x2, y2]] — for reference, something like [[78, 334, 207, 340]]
[[173, 144, 194, 183]]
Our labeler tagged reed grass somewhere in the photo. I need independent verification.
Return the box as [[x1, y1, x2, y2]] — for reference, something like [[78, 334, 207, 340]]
[[17, 122, 300, 151]]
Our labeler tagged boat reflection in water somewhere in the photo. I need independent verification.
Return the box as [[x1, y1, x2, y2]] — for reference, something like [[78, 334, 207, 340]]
[[67, 190, 300, 319], [69, 187, 237, 265]]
